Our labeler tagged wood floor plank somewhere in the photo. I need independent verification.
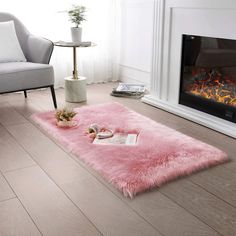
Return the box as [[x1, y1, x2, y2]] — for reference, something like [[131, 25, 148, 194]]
[[0, 102, 28, 126], [0, 127, 36, 172], [123, 190, 220, 236], [62, 177, 161, 236], [190, 166, 236, 208], [32, 89, 65, 110], [220, 160, 236, 172], [160, 179, 236, 236], [0, 198, 41, 236], [0, 173, 15, 201], [8, 98, 47, 119], [179, 124, 236, 159], [7, 123, 161, 236], [0, 93, 23, 103], [5, 166, 101, 236], [67, 153, 220, 236]]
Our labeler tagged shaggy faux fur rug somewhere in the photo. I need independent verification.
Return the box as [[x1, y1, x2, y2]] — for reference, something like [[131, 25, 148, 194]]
[[31, 102, 228, 198]]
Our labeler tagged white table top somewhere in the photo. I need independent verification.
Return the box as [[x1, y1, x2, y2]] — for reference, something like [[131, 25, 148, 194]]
[[54, 41, 96, 48]]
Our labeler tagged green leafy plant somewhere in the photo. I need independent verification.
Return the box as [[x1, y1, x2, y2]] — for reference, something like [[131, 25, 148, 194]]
[[68, 5, 86, 28]]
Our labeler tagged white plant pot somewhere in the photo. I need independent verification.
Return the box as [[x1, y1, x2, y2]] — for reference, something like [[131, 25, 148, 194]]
[[57, 120, 77, 128], [71, 27, 82, 43]]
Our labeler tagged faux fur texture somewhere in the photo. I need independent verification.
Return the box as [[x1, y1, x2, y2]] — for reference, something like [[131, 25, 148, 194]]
[[31, 102, 228, 198]]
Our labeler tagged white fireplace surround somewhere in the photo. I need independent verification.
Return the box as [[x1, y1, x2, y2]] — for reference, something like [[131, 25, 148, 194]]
[[142, 0, 236, 138]]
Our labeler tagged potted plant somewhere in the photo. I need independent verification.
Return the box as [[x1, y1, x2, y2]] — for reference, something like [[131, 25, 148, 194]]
[[55, 108, 77, 127], [68, 5, 86, 43]]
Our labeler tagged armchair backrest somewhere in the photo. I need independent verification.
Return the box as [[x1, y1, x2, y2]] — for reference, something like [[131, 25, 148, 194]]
[[0, 12, 30, 59], [0, 12, 54, 64]]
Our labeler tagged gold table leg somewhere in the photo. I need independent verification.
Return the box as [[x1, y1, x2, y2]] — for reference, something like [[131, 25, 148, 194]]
[[73, 46, 78, 79]]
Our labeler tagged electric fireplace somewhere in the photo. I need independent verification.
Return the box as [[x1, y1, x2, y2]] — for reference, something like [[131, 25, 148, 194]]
[[180, 35, 236, 123]]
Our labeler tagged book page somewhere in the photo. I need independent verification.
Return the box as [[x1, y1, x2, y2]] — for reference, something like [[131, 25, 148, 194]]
[[93, 133, 138, 145]]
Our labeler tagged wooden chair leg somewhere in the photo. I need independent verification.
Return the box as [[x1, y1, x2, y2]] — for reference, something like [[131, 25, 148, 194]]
[[50, 86, 57, 109], [24, 90, 27, 98]]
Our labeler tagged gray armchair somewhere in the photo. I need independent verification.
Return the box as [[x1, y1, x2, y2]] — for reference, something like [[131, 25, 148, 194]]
[[0, 12, 57, 108]]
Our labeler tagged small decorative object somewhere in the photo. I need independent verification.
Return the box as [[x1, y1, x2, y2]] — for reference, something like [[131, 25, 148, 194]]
[[87, 124, 113, 139], [87, 123, 100, 136], [68, 5, 86, 43], [55, 108, 77, 127], [96, 130, 114, 139]]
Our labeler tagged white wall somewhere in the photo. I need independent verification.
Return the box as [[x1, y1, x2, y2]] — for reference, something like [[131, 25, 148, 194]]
[[119, 0, 154, 87]]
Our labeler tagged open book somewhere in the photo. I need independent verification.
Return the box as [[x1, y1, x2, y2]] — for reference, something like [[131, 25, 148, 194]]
[[93, 133, 138, 145]]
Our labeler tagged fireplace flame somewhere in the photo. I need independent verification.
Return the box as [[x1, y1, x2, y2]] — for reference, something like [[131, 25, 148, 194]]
[[187, 68, 236, 107]]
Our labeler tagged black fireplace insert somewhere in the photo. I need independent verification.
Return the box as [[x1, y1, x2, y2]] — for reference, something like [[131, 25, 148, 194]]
[[179, 34, 236, 123]]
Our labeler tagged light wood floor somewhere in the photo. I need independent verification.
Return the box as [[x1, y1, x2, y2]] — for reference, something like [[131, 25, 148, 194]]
[[0, 83, 235, 236]]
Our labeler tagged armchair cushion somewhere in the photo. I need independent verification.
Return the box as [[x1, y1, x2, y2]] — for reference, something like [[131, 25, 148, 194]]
[[0, 62, 54, 93], [0, 21, 26, 62]]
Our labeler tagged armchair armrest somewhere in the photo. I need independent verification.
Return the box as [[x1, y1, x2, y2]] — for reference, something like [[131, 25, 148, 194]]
[[26, 35, 54, 64]]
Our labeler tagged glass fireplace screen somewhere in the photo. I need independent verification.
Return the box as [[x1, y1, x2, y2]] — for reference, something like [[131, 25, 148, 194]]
[[180, 35, 236, 108]]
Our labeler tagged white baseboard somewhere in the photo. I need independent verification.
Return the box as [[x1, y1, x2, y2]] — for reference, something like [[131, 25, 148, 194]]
[[142, 95, 236, 138]]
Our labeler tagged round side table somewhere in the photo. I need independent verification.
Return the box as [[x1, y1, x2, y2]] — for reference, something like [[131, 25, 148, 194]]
[[54, 41, 95, 103], [64, 76, 87, 102]]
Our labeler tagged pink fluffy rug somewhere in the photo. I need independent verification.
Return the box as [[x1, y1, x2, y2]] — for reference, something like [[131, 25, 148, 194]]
[[31, 102, 228, 198]]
